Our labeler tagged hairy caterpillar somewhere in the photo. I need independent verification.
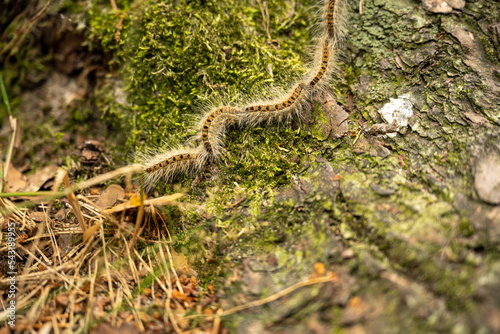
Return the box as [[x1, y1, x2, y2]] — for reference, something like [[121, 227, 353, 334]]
[[199, 107, 239, 160], [309, 39, 330, 88], [327, 0, 337, 39], [140, 148, 205, 187], [138, 0, 347, 188], [238, 82, 308, 127]]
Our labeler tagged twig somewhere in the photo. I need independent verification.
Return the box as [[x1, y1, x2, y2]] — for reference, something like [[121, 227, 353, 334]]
[[109, 0, 118, 10], [187, 275, 337, 320], [64, 172, 87, 231], [352, 128, 364, 145], [211, 309, 222, 334], [220, 275, 337, 317]]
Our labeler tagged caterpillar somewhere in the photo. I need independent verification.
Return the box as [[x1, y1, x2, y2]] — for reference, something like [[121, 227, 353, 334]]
[[138, 0, 347, 188], [140, 148, 206, 188], [199, 107, 240, 160], [239, 82, 308, 127], [309, 39, 330, 88], [327, 0, 336, 39]]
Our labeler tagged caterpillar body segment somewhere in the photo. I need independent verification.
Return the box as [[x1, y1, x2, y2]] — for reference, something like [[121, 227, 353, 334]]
[[306, 0, 347, 90], [325, 0, 348, 46], [140, 148, 206, 188], [239, 82, 309, 127], [200, 106, 240, 160], [309, 39, 331, 88], [144, 152, 198, 173], [326, 0, 336, 39]]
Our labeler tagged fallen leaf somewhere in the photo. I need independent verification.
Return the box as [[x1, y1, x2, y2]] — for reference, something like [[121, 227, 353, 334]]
[[3, 163, 27, 193], [55, 294, 69, 307], [96, 184, 125, 209], [30, 211, 48, 222], [24, 164, 58, 192]]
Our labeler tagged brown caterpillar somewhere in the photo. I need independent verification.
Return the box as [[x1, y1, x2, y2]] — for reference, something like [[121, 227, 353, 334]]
[[200, 107, 240, 160], [325, 0, 347, 45], [239, 82, 308, 126], [139, 0, 347, 189], [140, 148, 205, 187], [145, 152, 199, 173], [327, 0, 336, 39], [309, 39, 330, 88]]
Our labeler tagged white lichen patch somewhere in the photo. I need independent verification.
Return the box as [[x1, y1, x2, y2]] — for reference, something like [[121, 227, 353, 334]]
[[378, 94, 414, 137]]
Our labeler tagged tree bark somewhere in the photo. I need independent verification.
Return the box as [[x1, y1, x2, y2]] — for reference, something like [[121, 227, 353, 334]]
[[226, 0, 500, 332]]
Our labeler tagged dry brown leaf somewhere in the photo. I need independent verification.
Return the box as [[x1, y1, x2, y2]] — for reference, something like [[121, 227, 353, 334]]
[[171, 248, 189, 272], [95, 184, 125, 209], [3, 163, 27, 193], [30, 211, 48, 222], [24, 164, 58, 192]]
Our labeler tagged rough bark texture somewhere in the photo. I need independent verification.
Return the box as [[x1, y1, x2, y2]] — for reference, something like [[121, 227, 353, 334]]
[[212, 0, 500, 332]]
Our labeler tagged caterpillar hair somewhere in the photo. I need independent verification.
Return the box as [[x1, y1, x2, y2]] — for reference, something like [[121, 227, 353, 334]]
[[309, 39, 331, 88], [327, 0, 348, 45]]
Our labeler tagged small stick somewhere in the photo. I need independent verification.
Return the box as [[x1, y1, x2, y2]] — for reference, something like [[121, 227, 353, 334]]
[[64, 172, 87, 231]]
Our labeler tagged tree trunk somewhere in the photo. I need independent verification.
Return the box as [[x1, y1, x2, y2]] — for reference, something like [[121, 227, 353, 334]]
[[221, 0, 500, 332]]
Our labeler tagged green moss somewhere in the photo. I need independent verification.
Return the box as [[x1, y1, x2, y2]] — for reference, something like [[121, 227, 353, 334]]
[[88, 0, 312, 150]]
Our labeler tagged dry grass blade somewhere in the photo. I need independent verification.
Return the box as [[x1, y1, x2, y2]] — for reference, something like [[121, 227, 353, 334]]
[[1, 116, 18, 194], [0, 71, 19, 194], [220, 275, 338, 317], [0, 197, 37, 238], [83, 222, 101, 243], [63, 172, 87, 231], [159, 245, 183, 334], [1, 0, 52, 61], [105, 192, 183, 214], [0, 165, 145, 200], [184, 274, 339, 321], [129, 195, 145, 250]]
